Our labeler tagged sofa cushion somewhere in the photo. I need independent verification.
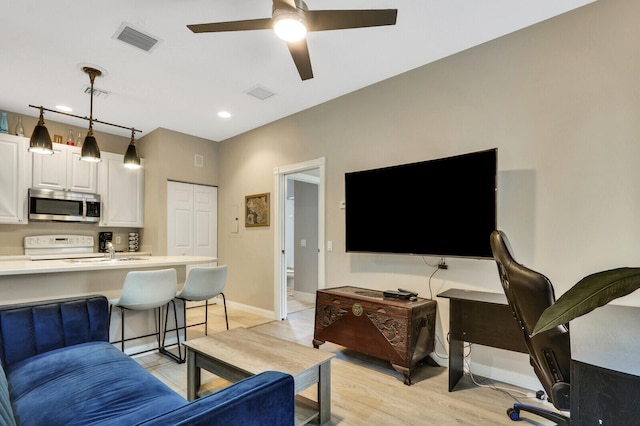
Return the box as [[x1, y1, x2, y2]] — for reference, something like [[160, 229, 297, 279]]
[[0, 296, 109, 370], [8, 341, 186, 425]]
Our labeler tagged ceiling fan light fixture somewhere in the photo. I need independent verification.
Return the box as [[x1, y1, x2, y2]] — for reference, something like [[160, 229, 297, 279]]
[[273, 9, 306, 42]]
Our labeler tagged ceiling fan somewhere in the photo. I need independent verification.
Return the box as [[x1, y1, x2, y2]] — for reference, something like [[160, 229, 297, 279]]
[[187, 0, 398, 81]]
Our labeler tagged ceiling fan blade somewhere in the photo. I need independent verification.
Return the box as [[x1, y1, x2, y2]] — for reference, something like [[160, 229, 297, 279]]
[[306, 9, 397, 32], [188, 18, 273, 33], [287, 40, 313, 81]]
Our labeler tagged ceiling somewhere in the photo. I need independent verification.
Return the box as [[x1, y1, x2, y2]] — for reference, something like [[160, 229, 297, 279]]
[[1, 0, 594, 142]]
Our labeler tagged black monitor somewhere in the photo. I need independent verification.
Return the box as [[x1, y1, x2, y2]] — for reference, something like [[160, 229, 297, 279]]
[[345, 148, 497, 259]]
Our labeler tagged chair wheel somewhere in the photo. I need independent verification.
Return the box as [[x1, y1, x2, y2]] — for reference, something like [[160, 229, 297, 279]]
[[507, 407, 520, 421]]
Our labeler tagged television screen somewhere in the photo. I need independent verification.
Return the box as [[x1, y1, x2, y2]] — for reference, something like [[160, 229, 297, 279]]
[[345, 148, 497, 258]]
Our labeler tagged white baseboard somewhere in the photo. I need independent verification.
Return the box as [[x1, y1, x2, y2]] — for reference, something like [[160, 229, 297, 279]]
[[291, 291, 315, 304], [225, 300, 274, 319], [185, 297, 219, 308]]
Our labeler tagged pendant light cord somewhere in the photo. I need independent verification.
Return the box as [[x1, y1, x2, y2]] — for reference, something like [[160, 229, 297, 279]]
[[85, 67, 100, 135]]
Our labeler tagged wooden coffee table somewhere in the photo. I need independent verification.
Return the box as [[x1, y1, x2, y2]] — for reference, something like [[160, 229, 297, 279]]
[[182, 327, 334, 426]]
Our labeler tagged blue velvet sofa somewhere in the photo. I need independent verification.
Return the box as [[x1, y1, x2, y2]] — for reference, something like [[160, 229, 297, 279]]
[[0, 295, 294, 425]]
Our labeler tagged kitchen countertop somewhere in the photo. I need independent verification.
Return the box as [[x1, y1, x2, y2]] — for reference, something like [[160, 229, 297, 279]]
[[0, 255, 217, 276]]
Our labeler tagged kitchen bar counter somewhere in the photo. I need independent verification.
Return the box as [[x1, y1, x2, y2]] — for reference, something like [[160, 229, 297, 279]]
[[0, 255, 216, 276], [0, 255, 217, 307], [0, 255, 218, 354]]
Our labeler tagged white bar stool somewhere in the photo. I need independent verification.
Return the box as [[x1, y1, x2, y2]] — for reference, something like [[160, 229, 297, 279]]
[[109, 268, 182, 363], [163, 265, 229, 361]]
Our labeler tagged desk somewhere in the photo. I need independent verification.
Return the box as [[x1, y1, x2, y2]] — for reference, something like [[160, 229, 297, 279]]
[[437, 289, 528, 391], [570, 304, 640, 423]]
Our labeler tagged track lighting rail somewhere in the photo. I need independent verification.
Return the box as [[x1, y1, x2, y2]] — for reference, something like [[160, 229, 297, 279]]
[[28, 104, 141, 134]]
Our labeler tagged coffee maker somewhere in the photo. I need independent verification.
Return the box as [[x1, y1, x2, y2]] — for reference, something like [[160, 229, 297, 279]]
[[99, 232, 113, 253]]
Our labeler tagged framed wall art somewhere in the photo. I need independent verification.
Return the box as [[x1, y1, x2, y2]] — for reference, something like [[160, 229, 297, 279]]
[[245, 193, 270, 227]]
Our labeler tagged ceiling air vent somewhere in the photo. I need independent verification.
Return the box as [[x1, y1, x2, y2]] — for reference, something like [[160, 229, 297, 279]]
[[83, 86, 110, 99], [114, 23, 160, 52], [245, 85, 276, 101]]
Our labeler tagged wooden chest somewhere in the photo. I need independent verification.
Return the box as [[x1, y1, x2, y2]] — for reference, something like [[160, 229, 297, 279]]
[[313, 286, 436, 385]]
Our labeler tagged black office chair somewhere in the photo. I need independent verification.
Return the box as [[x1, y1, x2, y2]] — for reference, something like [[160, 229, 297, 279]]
[[490, 230, 571, 425]]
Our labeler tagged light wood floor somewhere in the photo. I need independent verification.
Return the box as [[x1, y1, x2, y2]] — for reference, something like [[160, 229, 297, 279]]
[[136, 303, 561, 426]]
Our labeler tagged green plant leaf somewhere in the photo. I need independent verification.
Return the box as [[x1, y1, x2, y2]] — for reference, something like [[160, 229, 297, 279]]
[[532, 267, 640, 336]]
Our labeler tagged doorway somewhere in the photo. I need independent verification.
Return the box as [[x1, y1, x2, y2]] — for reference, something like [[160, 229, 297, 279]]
[[285, 173, 319, 314], [274, 158, 326, 320]]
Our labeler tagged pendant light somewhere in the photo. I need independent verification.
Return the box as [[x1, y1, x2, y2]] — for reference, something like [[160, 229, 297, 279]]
[[80, 67, 102, 162], [28, 107, 54, 154], [28, 64, 142, 165], [123, 128, 141, 169]]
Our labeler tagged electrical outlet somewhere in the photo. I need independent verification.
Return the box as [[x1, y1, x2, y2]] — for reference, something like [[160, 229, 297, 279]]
[[115, 236, 121, 244]]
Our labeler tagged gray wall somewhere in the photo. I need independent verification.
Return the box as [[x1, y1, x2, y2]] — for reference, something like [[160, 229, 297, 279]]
[[137, 127, 220, 255], [216, 0, 640, 387], [294, 181, 318, 295], [2, 0, 638, 389]]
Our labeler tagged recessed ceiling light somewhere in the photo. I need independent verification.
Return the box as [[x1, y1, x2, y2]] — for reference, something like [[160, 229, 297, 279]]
[[56, 105, 73, 112], [218, 111, 231, 119]]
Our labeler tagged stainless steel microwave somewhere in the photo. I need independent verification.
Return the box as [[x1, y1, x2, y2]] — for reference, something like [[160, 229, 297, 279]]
[[28, 188, 101, 223]]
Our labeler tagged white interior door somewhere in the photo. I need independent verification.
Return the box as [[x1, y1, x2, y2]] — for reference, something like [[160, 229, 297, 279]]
[[193, 185, 218, 258], [167, 181, 195, 257], [167, 181, 218, 259], [167, 181, 218, 307]]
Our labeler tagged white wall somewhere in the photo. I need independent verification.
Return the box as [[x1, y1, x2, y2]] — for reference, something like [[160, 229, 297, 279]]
[[217, 0, 640, 389]]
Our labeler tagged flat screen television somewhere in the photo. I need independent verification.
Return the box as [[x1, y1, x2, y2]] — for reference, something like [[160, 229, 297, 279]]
[[345, 148, 497, 259]]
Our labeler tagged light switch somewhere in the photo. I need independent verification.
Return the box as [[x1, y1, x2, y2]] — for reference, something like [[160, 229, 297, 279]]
[[301, 239, 307, 247], [231, 204, 239, 233], [328, 241, 333, 252]]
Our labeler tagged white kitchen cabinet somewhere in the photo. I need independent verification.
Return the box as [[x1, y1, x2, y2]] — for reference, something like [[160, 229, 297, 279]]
[[98, 151, 144, 227], [0, 134, 30, 224], [32, 143, 97, 193]]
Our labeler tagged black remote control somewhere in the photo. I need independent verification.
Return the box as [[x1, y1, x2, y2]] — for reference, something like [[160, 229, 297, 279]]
[[383, 290, 414, 300]]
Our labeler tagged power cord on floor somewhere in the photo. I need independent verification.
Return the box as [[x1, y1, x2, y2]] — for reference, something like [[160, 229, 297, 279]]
[[464, 358, 525, 402], [463, 354, 546, 404]]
